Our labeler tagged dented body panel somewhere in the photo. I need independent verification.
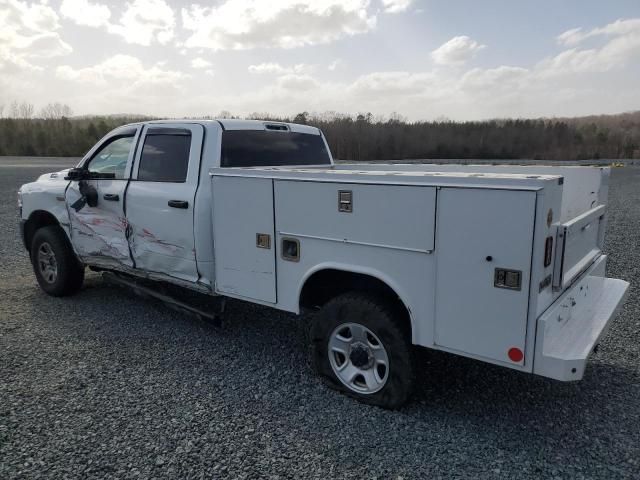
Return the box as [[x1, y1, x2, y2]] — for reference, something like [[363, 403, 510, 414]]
[[65, 125, 141, 265], [126, 123, 205, 284], [66, 180, 131, 263]]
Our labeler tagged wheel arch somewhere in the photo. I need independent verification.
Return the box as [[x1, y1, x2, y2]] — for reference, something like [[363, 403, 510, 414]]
[[298, 263, 414, 342], [23, 210, 62, 252]]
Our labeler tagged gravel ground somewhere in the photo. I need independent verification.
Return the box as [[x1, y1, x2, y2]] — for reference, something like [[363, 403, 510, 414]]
[[1, 157, 639, 479]]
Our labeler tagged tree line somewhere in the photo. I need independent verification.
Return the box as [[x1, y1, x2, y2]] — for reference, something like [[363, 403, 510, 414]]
[[0, 101, 638, 160], [0, 102, 147, 157]]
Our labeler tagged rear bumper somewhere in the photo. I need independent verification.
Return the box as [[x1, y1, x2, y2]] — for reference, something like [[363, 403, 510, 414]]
[[533, 255, 629, 381]]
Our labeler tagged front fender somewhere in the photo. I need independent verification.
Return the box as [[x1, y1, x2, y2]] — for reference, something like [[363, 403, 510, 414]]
[[19, 174, 73, 245]]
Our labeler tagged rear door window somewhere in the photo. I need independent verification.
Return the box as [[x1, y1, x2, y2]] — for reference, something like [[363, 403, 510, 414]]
[[221, 130, 330, 167], [138, 130, 192, 182]]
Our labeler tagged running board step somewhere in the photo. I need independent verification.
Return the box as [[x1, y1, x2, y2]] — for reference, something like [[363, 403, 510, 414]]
[[102, 272, 223, 326]]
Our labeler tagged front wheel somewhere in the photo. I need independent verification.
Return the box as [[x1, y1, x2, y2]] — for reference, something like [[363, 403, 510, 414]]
[[31, 225, 84, 296], [310, 292, 414, 409]]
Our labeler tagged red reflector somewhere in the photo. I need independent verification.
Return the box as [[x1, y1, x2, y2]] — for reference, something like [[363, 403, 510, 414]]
[[508, 347, 524, 362]]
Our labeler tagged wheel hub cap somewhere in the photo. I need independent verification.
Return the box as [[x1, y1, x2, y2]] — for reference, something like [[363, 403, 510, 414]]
[[328, 322, 390, 394], [349, 343, 373, 369], [37, 242, 58, 284]]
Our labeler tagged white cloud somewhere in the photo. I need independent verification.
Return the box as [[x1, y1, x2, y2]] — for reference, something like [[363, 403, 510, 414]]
[[542, 18, 640, 76], [60, 0, 175, 45], [276, 73, 319, 91], [248, 62, 313, 75], [181, 0, 377, 50], [56, 54, 187, 86], [431, 35, 486, 65], [557, 18, 640, 46], [247, 63, 318, 94], [460, 66, 529, 90], [328, 59, 343, 71], [0, 51, 43, 74], [0, 0, 71, 74], [349, 71, 436, 96], [1, 0, 60, 32], [190, 57, 212, 69], [381, 0, 413, 14], [60, 0, 111, 28], [51, 55, 191, 116], [108, 0, 175, 45], [556, 27, 584, 47], [14, 32, 72, 57]]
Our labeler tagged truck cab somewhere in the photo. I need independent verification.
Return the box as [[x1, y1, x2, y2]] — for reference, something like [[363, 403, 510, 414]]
[[20, 120, 332, 290], [18, 120, 629, 409]]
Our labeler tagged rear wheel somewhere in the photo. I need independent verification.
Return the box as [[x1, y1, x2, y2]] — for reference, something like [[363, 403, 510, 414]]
[[31, 226, 84, 296], [310, 292, 414, 409]]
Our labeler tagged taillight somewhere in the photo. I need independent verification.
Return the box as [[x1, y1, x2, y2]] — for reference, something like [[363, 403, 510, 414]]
[[544, 236, 553, 267]]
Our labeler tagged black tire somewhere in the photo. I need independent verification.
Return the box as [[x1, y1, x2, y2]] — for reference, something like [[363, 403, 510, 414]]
[[310, 292, 414, 409], [30, 225, 84, 297]]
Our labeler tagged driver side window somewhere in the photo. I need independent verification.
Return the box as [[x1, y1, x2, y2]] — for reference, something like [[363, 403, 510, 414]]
[[87, 135, 134, 179]]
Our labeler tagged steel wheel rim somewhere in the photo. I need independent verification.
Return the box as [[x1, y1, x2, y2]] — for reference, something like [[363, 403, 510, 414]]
[[328, 322, 390, 394], [37, 242, 58, 284]]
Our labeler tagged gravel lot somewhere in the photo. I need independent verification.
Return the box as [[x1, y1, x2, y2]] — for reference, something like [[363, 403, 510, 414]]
[[1, 157, 638, 479]]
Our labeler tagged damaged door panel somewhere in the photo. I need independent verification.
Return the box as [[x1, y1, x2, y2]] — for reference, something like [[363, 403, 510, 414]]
[[65, 128, 139, 266], [125, 124, 204, 284]]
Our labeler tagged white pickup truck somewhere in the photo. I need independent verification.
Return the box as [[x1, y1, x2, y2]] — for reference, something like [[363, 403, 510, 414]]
[[18, 119, 629, 408]]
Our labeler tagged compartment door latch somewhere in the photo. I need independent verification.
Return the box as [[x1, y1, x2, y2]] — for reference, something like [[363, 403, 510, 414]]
[[256, 233, 271, 249], [338, 190, 353, 213], [494, 268, 522, 291]]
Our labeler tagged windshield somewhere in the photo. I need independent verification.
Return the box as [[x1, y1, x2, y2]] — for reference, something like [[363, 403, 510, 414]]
[[221, 130, 331, 167]]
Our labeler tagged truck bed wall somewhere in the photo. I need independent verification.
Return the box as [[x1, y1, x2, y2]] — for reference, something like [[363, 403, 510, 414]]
[[210, 173, 558, 372], [336, 164, 610, 321]]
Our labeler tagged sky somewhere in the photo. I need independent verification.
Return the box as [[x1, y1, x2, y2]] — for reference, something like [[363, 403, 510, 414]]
[[1, 0, 639, 120]]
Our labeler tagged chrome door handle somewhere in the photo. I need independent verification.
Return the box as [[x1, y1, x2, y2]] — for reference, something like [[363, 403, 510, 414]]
[[103, 193, 119, 201]]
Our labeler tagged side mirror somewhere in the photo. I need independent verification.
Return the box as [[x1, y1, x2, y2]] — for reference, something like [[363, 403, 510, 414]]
[[65, 167, 87, 181]]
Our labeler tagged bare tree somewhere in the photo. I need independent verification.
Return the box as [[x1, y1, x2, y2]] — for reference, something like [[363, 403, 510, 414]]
[[9, 100, 19, 118], [40, 102, 73, 119], [17, 101, 34, 119], [0, 104, 4, 118], [387, 112, 407, 124], [247, 112, 280, 120]]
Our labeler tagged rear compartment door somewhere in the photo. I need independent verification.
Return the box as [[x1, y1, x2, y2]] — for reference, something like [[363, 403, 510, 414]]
[[434, 188, 536, 365], [211, 176, 277, 303]]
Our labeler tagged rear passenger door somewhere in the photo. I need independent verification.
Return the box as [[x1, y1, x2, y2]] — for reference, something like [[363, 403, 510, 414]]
[[125, 124, 204, 283]]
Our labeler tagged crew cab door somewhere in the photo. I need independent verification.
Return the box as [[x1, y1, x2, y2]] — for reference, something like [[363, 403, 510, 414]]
[[125, 124, 204, 283], [65, 126, 139, 265]]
